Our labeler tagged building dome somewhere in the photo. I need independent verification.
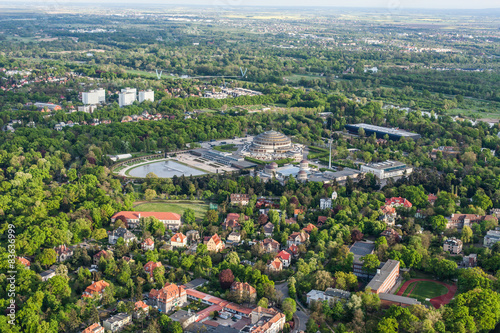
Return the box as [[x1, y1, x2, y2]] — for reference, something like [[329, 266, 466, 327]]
[[301, 159, 308, 164], [249, 131, 293, 154], [300, 159, 309, 169], [297, 170, 308, 181], [270, 162, 278, 168]]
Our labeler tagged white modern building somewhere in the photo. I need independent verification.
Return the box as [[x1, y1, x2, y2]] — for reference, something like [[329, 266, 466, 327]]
[[119, 88, 137, 107], [360, 160, 413, 179], [138, 89, 154, 103], [82, 88, 106, 105], [306, 288, 351, 305]]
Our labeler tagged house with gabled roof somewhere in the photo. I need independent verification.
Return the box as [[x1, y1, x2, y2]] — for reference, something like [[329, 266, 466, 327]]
[[287, 231, 309, 246], [83, 280, 109, 299], [171, 233, 187, 248], [267, 258, 283, 272], [144, 261, 163, 278], [276, 250, 291, 267], [204, 234, 224, 252], [141, 238, 155, 251], [149, 282, 187, 313]]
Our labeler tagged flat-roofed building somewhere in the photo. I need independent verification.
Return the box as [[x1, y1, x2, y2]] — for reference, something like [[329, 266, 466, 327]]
[[366, 259, 400, 294], [484, 229, 500, 248], [349, 241, 376, 278], [118, 88, 137, 107], [82, 88, 105, 105], [306, 288, 351, 306], [138, 89, 154, 103], [443, 237, 463, 254], [361, 160, 413, 179], [345, 123, 421, 140], [378, 293, 421, 308], [103, 313, 131, 332]]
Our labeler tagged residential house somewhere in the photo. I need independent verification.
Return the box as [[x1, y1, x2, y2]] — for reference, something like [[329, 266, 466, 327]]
[[93, 250, 109, 265], [186, 230, 200, 243], [288, 244, 299, 257], [287, 231, 309, 247], [103, 313, 131, 332], [230, 194, 250, 206], [54, 244, 73, 262], [40, 269, 56, 282], [249, 307, 286, 333], [17, 257, 30, 269], [380, 228, 401, 243], [447, 214, 498, 230], [226, 232, 241, 246], [306, 288, 351, 305], [294, 209, 304, 218], [284, 217, 297, 225], [484, 229, 500, 248], [320, 198, 332, 210], [380, 205, 397, 225], [144, 261, 163, 278], [385, 197, 412, 208], [303, 223, 318, 233], [149, 283, 187, 313], [263, 222, 275, 237], [171, 233, 187, 248], [108, 227, 137, 245], [463, 253, 478, 268], [443, 237, 463, 254], [133, 301, 149, 319], [204, 234, 224, 252], [222, 213, 244, 230], [141, 238, 155, 251], [111, 211, 182, 230], [428, 194, 438, 205], [83, 280, 109, 299], [317, 216, 328, 227], [267, 258, 283, 272], [276, 250, 291, 267], [231, 282, 257, 303], [82, 323, 105, 333], [261, 238, 280, 253]]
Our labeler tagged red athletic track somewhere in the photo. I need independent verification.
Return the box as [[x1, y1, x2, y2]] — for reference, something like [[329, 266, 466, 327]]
[[396, 278, 457, 309]]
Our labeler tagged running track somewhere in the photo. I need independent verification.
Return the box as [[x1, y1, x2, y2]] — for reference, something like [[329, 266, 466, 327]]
[[396, 278, 457, 308]]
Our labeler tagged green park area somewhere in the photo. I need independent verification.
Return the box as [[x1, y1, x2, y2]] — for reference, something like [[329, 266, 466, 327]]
[[134, 201, 209, 220]]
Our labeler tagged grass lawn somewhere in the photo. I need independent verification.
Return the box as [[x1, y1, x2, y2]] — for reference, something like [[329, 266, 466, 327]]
[[407, 281, 449, 302], [134, 201, 208, 220]]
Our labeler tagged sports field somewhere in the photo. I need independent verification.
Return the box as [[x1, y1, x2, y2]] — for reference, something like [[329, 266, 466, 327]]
[[397, 279, 456, 308], [134, 201, 208, 220]]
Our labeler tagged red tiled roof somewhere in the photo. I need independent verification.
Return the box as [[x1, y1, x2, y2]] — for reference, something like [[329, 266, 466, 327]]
[[231, 282, 256, 295], [144, 261, 162, 277], [135, 301, 148, 310], [17, 257, 30, 267], [171, 233, 187, 243], [226, 213, 240, 222], [288, 244, 299, 255], [303, 223, 318, 233], [277, 250, 291, 261], [84, 280, 109, 297], [82, 323, 104, 333], [143, 238, 154, 246], [112, 211, 181, 221], [385, 197, 412, 208], [268, 258, 282, 270]]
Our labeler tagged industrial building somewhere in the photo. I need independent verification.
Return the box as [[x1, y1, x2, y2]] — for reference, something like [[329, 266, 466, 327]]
[[345, 123, 421, 140], [360, 160, 413, 179]]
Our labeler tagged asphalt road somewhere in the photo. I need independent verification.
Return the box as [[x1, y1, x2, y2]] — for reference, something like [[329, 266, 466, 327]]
[[276, 282, 308, 333]]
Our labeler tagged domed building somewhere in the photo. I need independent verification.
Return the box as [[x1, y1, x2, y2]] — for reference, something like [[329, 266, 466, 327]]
[[249, 131, 293, 154]]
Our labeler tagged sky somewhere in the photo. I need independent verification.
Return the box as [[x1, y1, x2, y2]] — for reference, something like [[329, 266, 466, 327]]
[[1, 0, 500, 9]]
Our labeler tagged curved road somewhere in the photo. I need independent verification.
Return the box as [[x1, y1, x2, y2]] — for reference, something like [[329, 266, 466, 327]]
[[276, 282, 308, 333]]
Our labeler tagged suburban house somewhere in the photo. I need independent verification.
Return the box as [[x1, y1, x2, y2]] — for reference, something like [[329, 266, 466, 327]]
[[276, 250, 291, 267], [171, 233, 188, 248], [320, 198, 332, 210], [306, 288, 351, 305], [250, 307, 286, 333], [230, 194, 250, 206], [83, 280, 110, 299], [111, 211, 182, 230], [288, 244, 299, 256], [317, 216, 328, 227], [303, 223, 318, 233], [222, 213, 246, 230], [82, 323, 105, 333], [287, 231, 309, 246], [446, 213, 497, 230], [186, 230, 200, 243], [93, 250, 109, 265], [141, 238, 155, 251], [267, 257, 283, 271], [366, 259, 400, 294], [227, 232, 241, 245], [263, 222, 275, 237], [380, 228, 401, 243], [428, 194, 438, 205], [108, 227, 137, 245], [149, 283, 188, 313], [134, 301, 149, 319], [463, 253, 478, 267], [380, 205, 397, 225], [40, 269, 56, 282], [294, 209, 305, 217], [103, 313, 131, 332], [261, 238, 281, 253], [231, 281, 257, 303], [385, 197, 412, 208], [443, 237, 463, 254], [54, 244, 73, 262], [204, 234, 224, 252], [144, 261, 163, 278], [17, 257, 30, 269]]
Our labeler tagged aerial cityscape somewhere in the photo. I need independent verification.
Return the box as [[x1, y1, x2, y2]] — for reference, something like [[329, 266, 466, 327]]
[[0, 1, 500, 333]]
